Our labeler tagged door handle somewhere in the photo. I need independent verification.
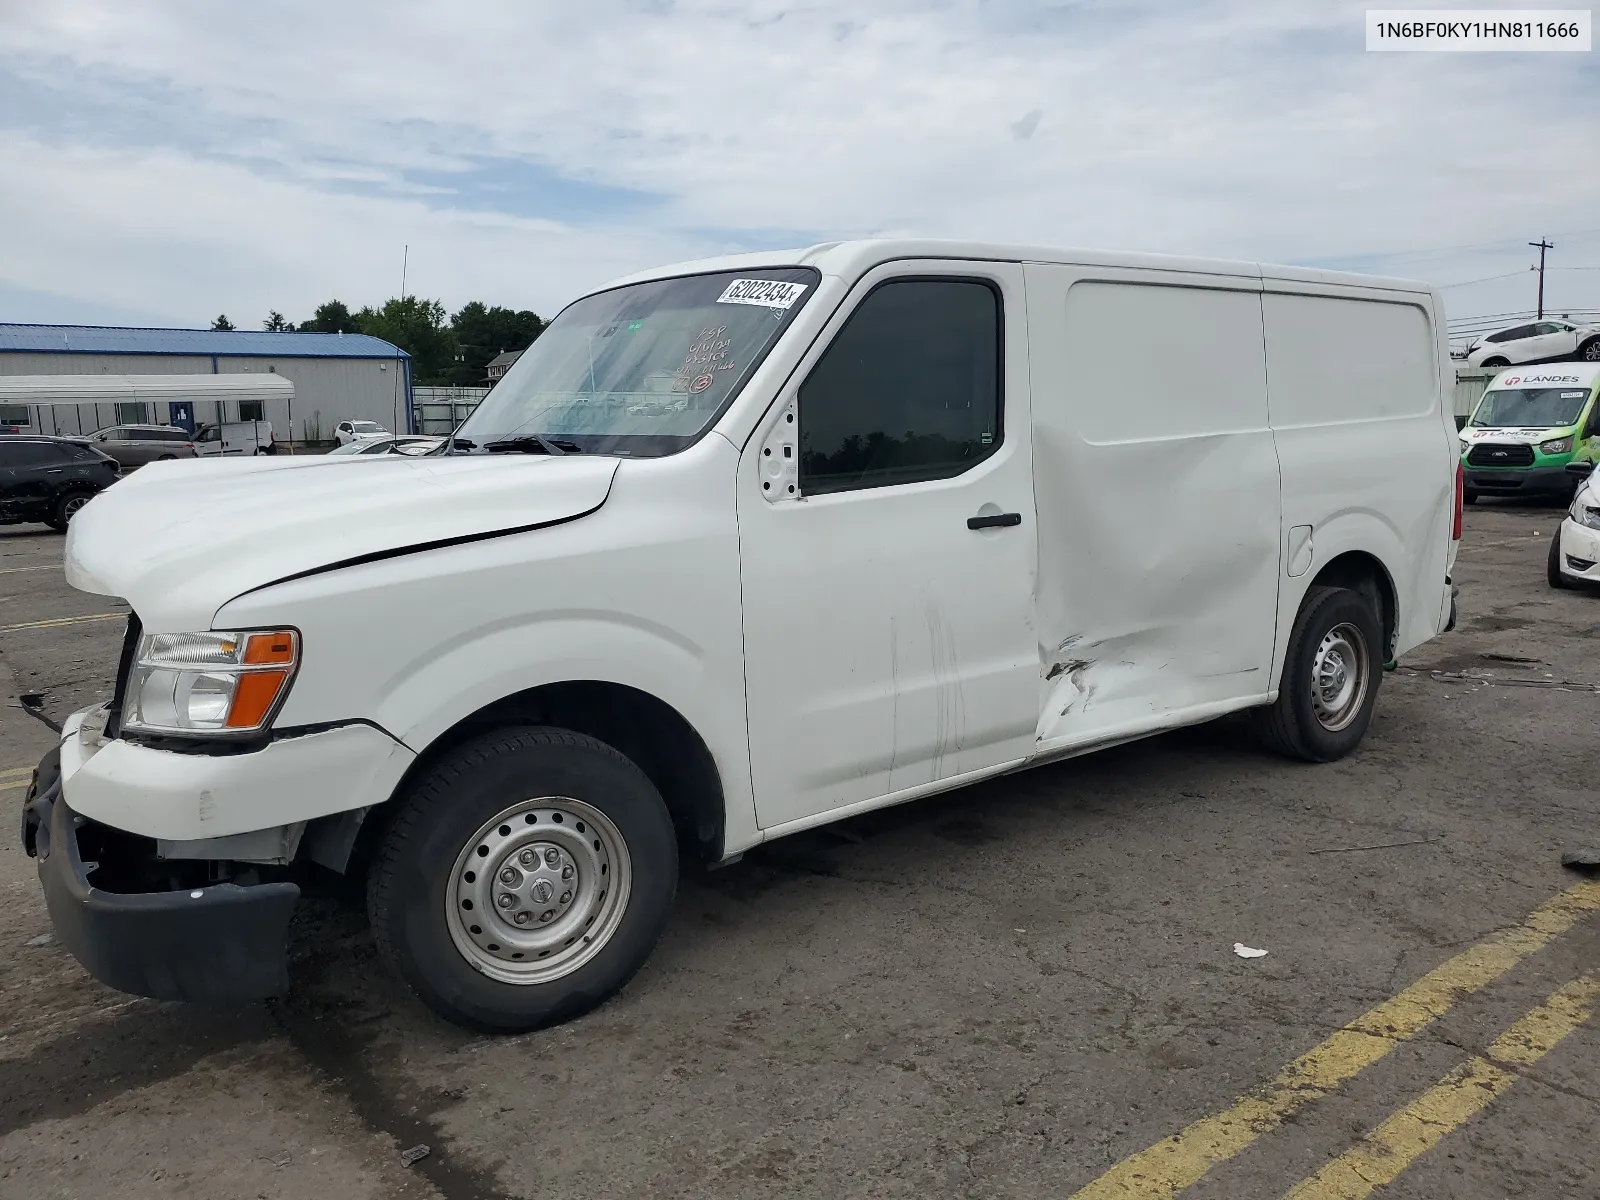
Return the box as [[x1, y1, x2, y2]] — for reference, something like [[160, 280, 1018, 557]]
[[44, 468, 63, 474], [967, 512, 1022, 530]]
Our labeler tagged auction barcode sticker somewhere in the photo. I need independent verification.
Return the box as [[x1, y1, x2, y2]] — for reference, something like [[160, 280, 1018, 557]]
[[716, 279, 809, 309], [1368, 9, 1591, 50]]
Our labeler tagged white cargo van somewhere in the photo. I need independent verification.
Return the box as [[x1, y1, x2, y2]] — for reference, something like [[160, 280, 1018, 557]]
[[194, 419, 275, 457], [22, 241, 1461, 1031]]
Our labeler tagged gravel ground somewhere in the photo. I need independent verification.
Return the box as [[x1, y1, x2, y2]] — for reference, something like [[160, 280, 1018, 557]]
[[1, 499, 1597, 1200]]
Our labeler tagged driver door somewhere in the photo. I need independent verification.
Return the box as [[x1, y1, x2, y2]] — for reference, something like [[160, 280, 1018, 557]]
[[738, 263, 1040, 830]]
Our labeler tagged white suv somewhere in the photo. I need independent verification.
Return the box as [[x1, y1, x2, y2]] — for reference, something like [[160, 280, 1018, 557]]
[[1465, 319, 1600, 369]]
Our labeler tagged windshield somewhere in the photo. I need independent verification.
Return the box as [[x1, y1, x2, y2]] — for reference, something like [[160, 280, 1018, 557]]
[[1472, 387, 1591, 428], [453, 267, 819, 457]]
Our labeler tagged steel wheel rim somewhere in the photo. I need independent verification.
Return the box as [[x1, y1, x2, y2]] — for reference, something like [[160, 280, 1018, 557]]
[[446, 797, 631, 985], [1310, 622, 1369, 732], [62, 496, 89, 519]]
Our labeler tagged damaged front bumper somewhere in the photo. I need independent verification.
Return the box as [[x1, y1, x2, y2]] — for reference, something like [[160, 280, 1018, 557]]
[[21, 746, 299, 1004]]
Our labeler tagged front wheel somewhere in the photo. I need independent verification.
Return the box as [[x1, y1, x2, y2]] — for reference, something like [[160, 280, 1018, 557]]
[[367, 727, 678, 1033], [1481, 357, 1509, 369], [1252, 585, 1383, 762], [1463, 488, 1478, 505], [1580, 338, 1600, 363], [1549, 529, 1570, 589]]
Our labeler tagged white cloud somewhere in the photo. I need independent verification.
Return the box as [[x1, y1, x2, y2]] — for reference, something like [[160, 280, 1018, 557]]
[[1, 0, 1596, 327]]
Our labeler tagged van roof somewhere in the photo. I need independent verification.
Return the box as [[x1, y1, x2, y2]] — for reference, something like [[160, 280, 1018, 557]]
[[1487, 363, 1600, 390], [594, 238, 1436, 298]]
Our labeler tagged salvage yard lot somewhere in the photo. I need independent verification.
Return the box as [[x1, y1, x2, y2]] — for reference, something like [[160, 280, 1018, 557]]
[[1, 504, 1598, 1200]]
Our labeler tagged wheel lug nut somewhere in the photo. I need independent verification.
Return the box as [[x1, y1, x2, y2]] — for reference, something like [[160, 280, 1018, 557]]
[[544, 848, 560, 866], [561, 865, 574, 880], [560, 891, 572, 904], [540, 909, 555, 922], [514, 911, 531, 925], [497, 893, 517, 909], [499, 867, 519, 884], [518, 849, 536, 866]]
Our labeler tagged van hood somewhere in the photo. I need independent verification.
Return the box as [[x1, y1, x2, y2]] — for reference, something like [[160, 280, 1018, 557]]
[[64, 453, 619, 631], [1463, 425, 1571, 445]]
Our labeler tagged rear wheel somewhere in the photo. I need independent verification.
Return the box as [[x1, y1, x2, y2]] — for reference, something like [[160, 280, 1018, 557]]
[[47, 490, 93, 532], [367, 727, 677, 1033], [1252, 586, 1383, 762], [156, 454, 176, 461], [1481, 357, 1509, 369], [1549, 529, 1570, 589]]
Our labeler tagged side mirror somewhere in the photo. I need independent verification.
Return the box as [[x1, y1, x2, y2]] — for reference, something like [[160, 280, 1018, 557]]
[[1566, 461, 1594, 478]]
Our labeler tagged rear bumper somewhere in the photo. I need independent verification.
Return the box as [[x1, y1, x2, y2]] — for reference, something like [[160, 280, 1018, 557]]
[[22, 747, 299, 1004], [1465, 465, 1575, 495]]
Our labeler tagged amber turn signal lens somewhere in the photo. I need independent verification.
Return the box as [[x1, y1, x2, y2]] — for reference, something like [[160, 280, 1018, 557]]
[[227, 670, 291, 728], [243, 630, 297, 665]]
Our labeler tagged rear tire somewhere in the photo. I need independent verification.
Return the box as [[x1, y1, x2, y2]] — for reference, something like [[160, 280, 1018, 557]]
[[46, 490, 93, 532], [1252, 586, 1383, 762], [367, 727, 678, 1033], [1549, 529, 1570, 589]]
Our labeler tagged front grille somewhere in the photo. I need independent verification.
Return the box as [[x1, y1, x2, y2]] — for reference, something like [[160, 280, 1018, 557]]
[[105, 613, 142, 740], [1466, 443, 1535, 467]]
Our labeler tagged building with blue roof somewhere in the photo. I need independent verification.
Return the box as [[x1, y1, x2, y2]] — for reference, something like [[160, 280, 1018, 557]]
[[0, 323, 413, 441]]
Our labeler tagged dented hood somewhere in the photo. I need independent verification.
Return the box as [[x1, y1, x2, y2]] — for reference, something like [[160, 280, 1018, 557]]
[[64, 453, 618, 630]]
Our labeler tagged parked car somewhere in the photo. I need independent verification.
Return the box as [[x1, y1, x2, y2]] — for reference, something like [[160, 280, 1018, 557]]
[[24, 240, 1460, 1033], [0, 436, 120, 530], [1549, 461, 1600, 588], [326, 435, 445, 457], [1460, 364, 1600, 503], [81, 425, 198, 469], [335, 420, 389, 445], [194, 420, 275, 457], [1464, 319, 1600, 369]]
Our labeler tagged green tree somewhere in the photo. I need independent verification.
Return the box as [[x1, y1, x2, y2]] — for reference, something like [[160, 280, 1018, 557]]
[[263, 310, 296, 332], [298, 300, 361, 334], [356, 296, 458, 384], [449, 302, 545, 385], [211, 314, 235, 331]]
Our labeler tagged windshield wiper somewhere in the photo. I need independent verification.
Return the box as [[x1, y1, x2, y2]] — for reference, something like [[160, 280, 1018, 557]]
[[482, 435, 583, 456]]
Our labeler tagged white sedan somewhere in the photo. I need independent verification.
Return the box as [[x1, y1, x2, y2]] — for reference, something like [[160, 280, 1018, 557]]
[[1465, 319, 1600, 369], [334, 419, 390, 445], [326, 435, 445, 457]]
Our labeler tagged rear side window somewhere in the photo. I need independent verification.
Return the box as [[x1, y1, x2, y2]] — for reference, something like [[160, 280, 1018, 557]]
[[798, 279, 1000, 495], [158, 429, 190, 442], [0, 441, 34, 466]]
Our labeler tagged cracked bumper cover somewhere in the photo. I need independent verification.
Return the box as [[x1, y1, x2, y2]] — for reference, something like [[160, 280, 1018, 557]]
[[22, 746, 300, 1004]]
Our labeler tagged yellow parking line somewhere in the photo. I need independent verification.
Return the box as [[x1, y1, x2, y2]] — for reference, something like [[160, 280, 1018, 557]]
[[0, 564, 60, 575], [1, 766, 32, 780], [1281, 969, 1600, 1200], [1067, 879, 1600, 1199], [0, 612, 122, 633], [0, 780, 28, 793]]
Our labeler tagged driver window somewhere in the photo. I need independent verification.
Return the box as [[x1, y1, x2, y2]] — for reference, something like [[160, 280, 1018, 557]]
[[797, 278, 1001, 495]]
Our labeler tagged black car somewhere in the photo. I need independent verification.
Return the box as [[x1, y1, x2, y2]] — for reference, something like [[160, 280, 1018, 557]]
[[0, 436, 121, 531]]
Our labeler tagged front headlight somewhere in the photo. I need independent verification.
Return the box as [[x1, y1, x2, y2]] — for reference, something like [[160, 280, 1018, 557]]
[[1541, 436, 1574, 455], [122, 629, 299, 735]]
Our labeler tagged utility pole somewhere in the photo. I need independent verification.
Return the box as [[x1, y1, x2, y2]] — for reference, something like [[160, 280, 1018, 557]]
[[1530, 238, 1553, 319], [400, 244, 409, 301]]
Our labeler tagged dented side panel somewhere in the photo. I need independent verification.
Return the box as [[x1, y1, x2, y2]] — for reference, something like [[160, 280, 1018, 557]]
[[1023, 266, 1282, 750]]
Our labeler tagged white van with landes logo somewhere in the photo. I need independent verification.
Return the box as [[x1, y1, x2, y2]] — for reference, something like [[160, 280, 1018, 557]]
[[23, 240, 1461, 1032]]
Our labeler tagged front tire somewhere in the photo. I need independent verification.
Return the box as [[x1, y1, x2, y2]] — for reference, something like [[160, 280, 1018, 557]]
[[1580, 338, 1600, 363], [1253, 586, 1383, 762], [1463, 488, 1478, 505], [367, 727, 677, 1033], [1549, 529, 1570, 589], [1481, 357, 1509, 369]]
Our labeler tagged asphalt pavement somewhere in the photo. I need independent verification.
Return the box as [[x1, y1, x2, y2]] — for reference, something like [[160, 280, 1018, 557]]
[[1, 500, 1598, 1200]]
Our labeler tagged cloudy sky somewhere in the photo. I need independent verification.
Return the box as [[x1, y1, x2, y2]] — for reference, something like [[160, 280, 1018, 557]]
[[1, 0, 1597, 338]]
